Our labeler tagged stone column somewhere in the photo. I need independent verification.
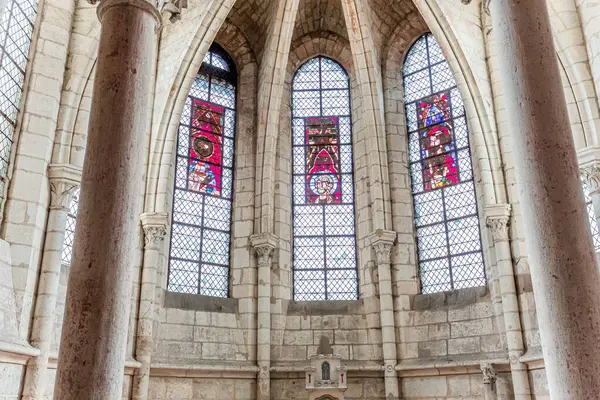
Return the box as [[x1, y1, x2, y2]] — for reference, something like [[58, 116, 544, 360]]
[[250, 233, 277, 400], [368, 230, 399, 400], [480, 363, 497, 400], [21, 164, 81, 400], [485, 205, 531, 400], [132, 212, 167, 400], [53, 1, 161, 398], [491, 0, 600, 397], [578, 147, 600, 236]]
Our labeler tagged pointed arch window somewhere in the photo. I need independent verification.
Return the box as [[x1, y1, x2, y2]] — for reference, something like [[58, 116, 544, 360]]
[[403, 33, 486, 294], [291, 56, 358, 301], [0, 0, 40, 211], [167, 44, 236, 297]]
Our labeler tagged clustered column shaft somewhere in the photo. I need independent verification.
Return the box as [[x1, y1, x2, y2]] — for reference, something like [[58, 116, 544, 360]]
[[21, 164, 80, 400], [132, 213, 168, 400], [53, 0, 161, 398], [250, 233, 278, 400], [491, 0, 600, 396], [369, 230, 400, 399], [485, 205, 531, 399]]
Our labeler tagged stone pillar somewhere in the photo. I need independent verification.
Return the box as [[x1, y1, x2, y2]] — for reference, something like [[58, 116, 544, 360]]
[[368, 230, 399, 400], [132, 213, 167, 400], [53, 1, 161, 398], [480, 363, 497, 400], [491, 0, 600, 397], [485, 205, 531, 400], [21, 164, 81, 400], [250, 233, 277, 400], [578, 147, 600, 236]]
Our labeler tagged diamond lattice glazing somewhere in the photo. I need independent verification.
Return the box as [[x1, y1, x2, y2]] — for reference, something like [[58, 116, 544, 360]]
[[167, 44, 236, 297], [292, 57, 358, 301], [403, 34, 486, 294]]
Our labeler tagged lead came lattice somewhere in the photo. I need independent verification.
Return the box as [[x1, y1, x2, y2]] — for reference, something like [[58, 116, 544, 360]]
[[292, 57, 358, 301], [167, 44, 236, 297], [403, 34, 486, 294]]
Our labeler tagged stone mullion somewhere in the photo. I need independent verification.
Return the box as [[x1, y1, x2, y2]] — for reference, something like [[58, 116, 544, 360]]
[[250, 233, 278, 400], [368, 230, 399, 400], [132, 212, 167, 400], [485, 204, 531, 400], [490, 0, 600, 396], [21, 164, 81, 400], [53, 0, 161, 397]]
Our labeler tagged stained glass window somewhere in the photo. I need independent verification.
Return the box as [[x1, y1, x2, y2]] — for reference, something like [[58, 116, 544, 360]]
[[61, 188, 80, 266], [0, 0, 39, 211], [582, 180, 600, 252], [292, 56, 358, 301], [167, 44, 236, 297], [403, 33, 486, 294], [321, 362, 330, 380]]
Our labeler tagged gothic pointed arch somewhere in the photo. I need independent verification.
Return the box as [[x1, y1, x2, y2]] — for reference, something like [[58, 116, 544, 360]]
[[166, 43, 237, 297], [291, 56, 358, 301], [403, 33, 486, 293]]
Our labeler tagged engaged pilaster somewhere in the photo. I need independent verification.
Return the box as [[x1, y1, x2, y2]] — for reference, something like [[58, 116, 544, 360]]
[[250, 233, 278, 400], [22, 164, 81, 400], [485, 205, 531, 399], [368, 229, 399, 400], [132, 212, 168, 400]]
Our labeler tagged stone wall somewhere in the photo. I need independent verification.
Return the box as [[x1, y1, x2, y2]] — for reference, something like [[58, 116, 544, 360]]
[[149, 377, 255, 400]]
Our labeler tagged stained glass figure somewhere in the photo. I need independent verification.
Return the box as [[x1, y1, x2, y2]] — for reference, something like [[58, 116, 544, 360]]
[[0, 0, 39, 212], [322, 362, 330, 380], [403, 33, 486, 294], [61, 188, 80, 266], [167, 44, 236, 297], [292, 56, 358, 301], [582, 180, 600, 252]]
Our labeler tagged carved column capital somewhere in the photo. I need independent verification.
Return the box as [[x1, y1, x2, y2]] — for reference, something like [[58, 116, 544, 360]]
[[250, 233, 278, 266], [480, 362, 497, 384], [140, 212, 168, 249], [580, 163, 600, 196], [368, 230, 397, 265], [485, 204, 512, 243], [48, 164, 82, 211], [89, 0, 184, 25]]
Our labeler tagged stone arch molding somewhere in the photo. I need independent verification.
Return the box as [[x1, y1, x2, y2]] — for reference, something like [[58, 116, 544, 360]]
[[405, 0, 506, 206]]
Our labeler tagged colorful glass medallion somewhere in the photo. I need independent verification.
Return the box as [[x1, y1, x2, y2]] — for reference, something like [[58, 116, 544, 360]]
[[305, 117, 341, 204], [418, 93, 450, 129], [188, 99, 225, 195], [420, 123, 458, 191]]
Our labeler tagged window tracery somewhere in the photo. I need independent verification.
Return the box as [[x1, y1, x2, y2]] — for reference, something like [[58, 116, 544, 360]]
[[292, 56, 358, 301], [167, 44, 236, 297], [582, 180, 600, 251], [403, 33, 486, 293]]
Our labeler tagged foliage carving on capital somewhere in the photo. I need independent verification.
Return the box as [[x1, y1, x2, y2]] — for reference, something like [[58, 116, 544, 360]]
[[143, 225, 167, 248], [486, 215, 510, 242], [480, 362, 497, 384], [160, 0, 187, 22], [581, 163, 600, 196], [250, 233, 278, 266], [141, 212, 168, 249], [48, 164, 82, 210], [368, 230, 397, 265]]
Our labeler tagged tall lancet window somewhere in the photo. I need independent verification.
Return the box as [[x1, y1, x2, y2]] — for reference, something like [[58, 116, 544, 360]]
[[582, 180, 600, 251], [167, 44, 236, 297], [291, 56, 358, 301], [0, 0, 39, 209], [403, 33, 486, 293], [61, 188, 80, 266]]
